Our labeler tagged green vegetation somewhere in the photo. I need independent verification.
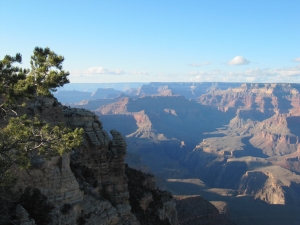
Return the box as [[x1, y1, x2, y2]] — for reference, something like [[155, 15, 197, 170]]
[[0, 47, 69, 117], [28, 47, 70, 96], [0, 116, 83, 170], [0, 53, 33, 117], [0, 47, 83, 224], [0, 116, 83, 222], [0, 46, 83, 170]]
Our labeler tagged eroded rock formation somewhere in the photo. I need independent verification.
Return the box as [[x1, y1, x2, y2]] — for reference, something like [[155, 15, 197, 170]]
[[174, 196, 236, 225], [11, 97, 178, 225]]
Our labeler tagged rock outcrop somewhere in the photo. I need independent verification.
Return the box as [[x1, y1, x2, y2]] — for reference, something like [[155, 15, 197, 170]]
[[16, 204, 36, 225], [238, 166, 300, 205], [284, 156, 300, 172], [11, 97, 178, 225], [174, 196, 236, 225], [125, 165, 178, 225]]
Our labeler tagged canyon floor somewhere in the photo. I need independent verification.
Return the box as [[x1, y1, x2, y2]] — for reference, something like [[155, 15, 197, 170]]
[[167, 178, 300, 225]]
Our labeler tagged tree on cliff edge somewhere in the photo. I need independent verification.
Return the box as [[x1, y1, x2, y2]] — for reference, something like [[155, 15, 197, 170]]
[[0, 115, 83, 211], [27, 47, 70, 96], [0, 53, 33, 117], [0, 48, 82, 223], [0, 47, 82, 176]]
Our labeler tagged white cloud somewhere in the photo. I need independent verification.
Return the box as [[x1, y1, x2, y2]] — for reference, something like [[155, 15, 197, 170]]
[[189, 66, 300, 78], [271, 66, 300, 77], [108, 69, 125, 75], [293, 57, 300, 62], [72, 67, 125, 75], [128, 70, 149, 75], [86, 67, 107, 74], [87, 67, 125, 75], [188, 62, 212, 67], [71, 67, 149, 77], [228, 56, 250, 65], [188, 65, 300, 83]]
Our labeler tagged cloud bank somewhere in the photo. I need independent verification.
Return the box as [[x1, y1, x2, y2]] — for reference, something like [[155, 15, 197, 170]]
[[72, 67, 148, 77], [228, 56, 250, 65], [293, 57, 300, 62], [188, 65, 300, 83], [87, 67, 125, 75]]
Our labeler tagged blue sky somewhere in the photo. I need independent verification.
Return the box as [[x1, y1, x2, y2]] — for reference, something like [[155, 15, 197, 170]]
[[1, 0, 300, 83]]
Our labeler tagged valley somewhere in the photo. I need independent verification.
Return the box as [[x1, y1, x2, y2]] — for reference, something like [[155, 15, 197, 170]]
[[54, 82, 300, 225]]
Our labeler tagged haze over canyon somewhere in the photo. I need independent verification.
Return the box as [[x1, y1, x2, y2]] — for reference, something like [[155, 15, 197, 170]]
[[53, 82, 300, 225]]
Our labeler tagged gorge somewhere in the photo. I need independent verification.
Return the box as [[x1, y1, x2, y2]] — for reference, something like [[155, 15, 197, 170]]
[[54, 82, 300, 225]]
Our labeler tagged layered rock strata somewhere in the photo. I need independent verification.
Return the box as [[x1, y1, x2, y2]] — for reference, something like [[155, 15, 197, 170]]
[[238, 166, 300, 205], [62, 106, 138, 224], [13, 97, 178, 225]]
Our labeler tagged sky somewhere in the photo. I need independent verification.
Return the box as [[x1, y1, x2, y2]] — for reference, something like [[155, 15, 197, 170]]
[[1, 0, 300, 83]]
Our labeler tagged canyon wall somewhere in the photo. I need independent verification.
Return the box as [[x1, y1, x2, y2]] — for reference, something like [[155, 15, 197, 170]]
[[13, 97, 178, 225]]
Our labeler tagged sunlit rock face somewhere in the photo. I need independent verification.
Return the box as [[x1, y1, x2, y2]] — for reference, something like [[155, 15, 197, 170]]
[[239, 166, 300, 205]]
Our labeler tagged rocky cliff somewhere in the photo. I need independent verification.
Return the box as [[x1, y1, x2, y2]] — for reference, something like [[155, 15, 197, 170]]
[[10, 96, 178, 225], [125, 166, 178, 225], [238, 166, 300, 205]]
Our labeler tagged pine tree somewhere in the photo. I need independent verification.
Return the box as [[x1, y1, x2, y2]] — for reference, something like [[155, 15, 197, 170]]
[[0, 48, 82, 223], [28, 47, 70, 96], [0, 54, 33, 117]]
